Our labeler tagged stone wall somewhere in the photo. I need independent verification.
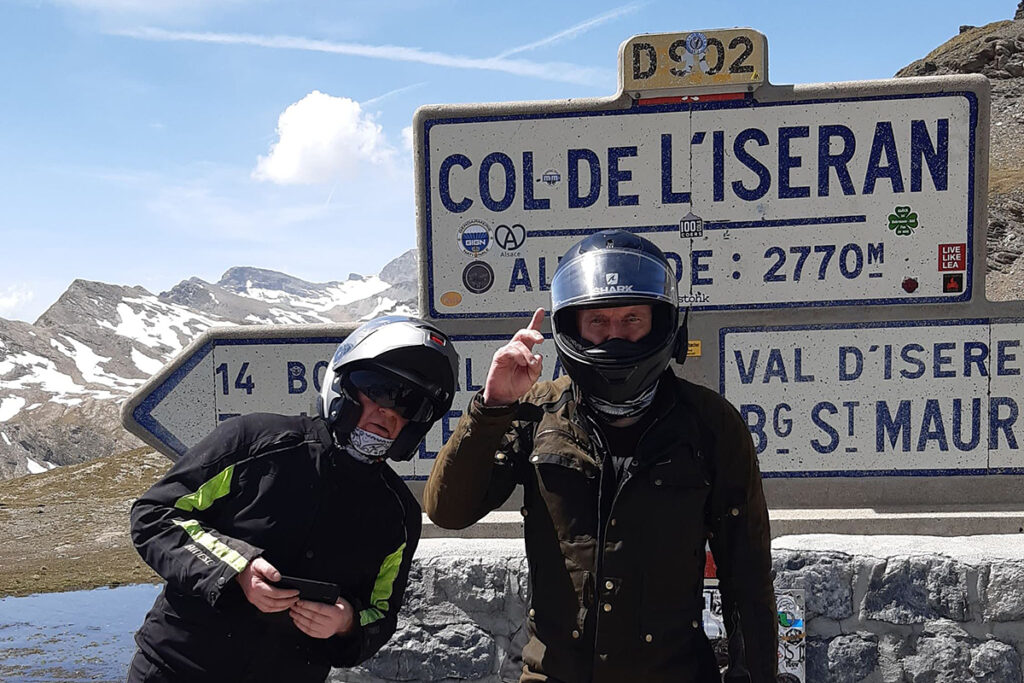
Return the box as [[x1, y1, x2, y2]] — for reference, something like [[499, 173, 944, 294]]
[[331, 536, 1024, 682]]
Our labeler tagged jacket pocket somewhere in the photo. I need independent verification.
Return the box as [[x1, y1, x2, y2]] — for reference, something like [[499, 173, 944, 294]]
[[530, 450, 599, 542]]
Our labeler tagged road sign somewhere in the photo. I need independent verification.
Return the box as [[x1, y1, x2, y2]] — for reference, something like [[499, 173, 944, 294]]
[[621, 29, 768, 96], [721, 317, 1024, 476], [121, 324, 564, 479], [415, 32, 986, 320]]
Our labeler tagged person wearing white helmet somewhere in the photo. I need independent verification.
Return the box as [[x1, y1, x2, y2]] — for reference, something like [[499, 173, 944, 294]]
[[128, 316, 458, 683], [426, 230, 777, 683]]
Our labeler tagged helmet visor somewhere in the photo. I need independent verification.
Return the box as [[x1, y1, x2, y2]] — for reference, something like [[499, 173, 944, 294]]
[[345, 369, 435, 422], [551, 250, 677, 313]]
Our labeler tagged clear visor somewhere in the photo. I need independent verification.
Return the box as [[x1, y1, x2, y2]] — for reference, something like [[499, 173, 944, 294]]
[[551, 250, 676, 312]]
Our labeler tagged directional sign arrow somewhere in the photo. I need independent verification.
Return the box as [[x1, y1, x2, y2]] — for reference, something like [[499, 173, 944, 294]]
[[120, 323, 564, 480]]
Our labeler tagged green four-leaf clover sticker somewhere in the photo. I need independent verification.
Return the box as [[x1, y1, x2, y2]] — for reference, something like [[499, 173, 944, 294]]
[[888, 206, 919, 236]]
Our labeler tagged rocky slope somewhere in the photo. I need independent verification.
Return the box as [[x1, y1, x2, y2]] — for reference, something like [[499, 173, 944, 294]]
[[897, 3, 1024, 299], [0, 250, 419, 480]]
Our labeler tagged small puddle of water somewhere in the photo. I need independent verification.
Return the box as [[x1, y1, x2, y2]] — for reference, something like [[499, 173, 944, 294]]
[[0, 583, 161, 683]]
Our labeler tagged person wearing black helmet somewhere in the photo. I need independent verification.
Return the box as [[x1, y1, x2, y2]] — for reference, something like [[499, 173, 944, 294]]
[[128, 316, 458, 683], [426, 230, 777, 683]]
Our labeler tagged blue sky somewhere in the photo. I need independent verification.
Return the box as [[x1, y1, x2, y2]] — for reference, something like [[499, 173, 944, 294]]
[[0, 0, 1012, 322]]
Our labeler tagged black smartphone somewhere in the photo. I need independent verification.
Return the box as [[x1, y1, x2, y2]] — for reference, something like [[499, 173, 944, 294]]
[[272, 575, 340, 604]]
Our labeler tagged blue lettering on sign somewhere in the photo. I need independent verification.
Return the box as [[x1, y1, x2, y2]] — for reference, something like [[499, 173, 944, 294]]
[[568, 148, 601, 209], [464, 358, 482, 392], [691, 250, 713, 286], [839, 346, 863, 381], [522, 151, 549, 211], [874, 397, 1019, 453], [990, 397, 1019, 449], [479, 152, 516, 212], [313, 360, 329, 393], [997, 340, 1021, 376], [439, 154, 472, 213], [608, 146, 639, 207], [661, 133, 691, 205], [778, 125, 810, 199], [810, 401, 839, 454], [774, 403, 793, 438], [433, 118, 951, 216], [288, 361, 307, 394], [509, 258, 533, 292], [817, 124, 856, 197], [863, 121, 904, 194], [741, 404, 767, 454]]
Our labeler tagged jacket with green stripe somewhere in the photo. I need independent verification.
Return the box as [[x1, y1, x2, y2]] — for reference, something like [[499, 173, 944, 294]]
[[425, 373, 777, 683], [130, 412, 420, 681]]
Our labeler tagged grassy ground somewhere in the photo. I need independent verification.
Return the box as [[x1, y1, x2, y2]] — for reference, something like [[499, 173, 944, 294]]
[[0, 448, 170, 597]]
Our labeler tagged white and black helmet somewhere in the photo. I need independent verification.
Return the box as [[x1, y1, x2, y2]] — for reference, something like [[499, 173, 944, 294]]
[[319, 316, 459, 461], [550, 229, 685, 405]]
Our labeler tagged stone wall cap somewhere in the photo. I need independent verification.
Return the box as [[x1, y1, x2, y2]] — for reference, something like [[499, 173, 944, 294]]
[[774, 533, 1024, 564]]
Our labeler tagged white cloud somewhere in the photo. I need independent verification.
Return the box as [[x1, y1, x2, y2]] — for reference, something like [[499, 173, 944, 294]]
[[401, 126, 414, 154], [0, 285, 34, 317], [253, 91, 395, 185]]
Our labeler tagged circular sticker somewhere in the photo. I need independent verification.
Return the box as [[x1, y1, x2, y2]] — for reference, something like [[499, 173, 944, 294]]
[[458, 219, 491, 257], [462, 261, 494, 294], [685, 32, 708, 55], [440, 291, 463, 307]]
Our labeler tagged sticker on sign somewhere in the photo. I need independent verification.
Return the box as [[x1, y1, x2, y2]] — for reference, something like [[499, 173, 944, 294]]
[[418, 84, 981, 319]]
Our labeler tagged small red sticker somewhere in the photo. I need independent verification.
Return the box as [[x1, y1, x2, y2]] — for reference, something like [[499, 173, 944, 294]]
[[943, 273, 964, 293], [902, 278, 919, 293], [938, 243, 966, 271]]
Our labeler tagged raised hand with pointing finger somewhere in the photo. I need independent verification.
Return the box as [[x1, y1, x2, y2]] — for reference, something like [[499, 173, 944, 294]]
[[482, 307, 545, 406]]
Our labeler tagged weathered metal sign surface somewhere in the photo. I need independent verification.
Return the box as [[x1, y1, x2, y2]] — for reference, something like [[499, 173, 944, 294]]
[[620, 29, 767, 95], [123, 329, 560, 479], [419, 89, 978, 319], [720, 318, 1024, 476]]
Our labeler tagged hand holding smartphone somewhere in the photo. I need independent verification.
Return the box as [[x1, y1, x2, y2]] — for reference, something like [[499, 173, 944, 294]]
[[271, 575, 340, 604]]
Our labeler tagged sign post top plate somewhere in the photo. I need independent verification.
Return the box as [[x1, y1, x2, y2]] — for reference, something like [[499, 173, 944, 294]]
[[619, 29, 768, 98]]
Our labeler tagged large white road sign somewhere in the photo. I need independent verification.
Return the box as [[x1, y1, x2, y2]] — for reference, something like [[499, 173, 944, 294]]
[[122, 326, 560, 479], [418, 80, 983, 319], [721, 318, 1024, 476]]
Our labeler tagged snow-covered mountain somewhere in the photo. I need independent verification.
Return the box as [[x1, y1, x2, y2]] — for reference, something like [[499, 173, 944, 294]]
[[0, 249, 419, 480]]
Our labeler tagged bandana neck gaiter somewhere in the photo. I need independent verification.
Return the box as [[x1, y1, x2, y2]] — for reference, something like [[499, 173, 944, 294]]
[[342, 427, 394, 465], [583, 381, 658, 422]]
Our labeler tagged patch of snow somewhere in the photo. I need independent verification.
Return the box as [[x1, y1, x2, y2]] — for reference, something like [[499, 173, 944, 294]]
[[0, 396, 26, 422], [26, 403, 41, 410], [1, 432, 9, 445], [131, 348, 164, 376], [25, 457, 50, 474], [105, 296, 225, 353], [57, 336, 128, 389], [361, 297, 397, 320], [0, 352, 86, 395]]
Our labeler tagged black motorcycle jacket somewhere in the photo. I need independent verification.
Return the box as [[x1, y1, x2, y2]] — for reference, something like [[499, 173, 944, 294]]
[[130, 412, 420, 681]]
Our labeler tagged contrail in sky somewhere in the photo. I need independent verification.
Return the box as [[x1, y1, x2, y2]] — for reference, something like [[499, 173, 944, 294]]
[[113, 27, 611, 86], [495, 2, 646, 59]]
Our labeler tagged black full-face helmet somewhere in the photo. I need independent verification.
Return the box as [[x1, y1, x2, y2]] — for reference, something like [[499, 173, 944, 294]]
[[550, 230, 683, 405], [319, 316, 459, 461]]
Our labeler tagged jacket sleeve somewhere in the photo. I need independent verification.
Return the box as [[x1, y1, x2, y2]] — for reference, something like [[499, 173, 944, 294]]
[[423, 391, 523, 529], [327, 477, 422, 667], [130, 417, 265, 607], [705, 392, 779, 682]]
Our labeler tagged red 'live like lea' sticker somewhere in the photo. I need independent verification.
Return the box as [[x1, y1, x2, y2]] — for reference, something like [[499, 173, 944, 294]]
[[938, 243, 966, 271]]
